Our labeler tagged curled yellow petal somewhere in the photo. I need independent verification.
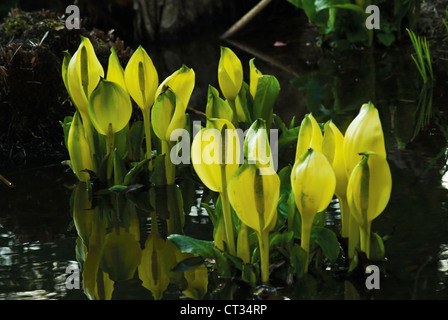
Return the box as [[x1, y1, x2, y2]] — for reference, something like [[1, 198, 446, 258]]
[[67, 111, 94, 182], [249, 58, 262, 99], [244, 119, 275, 173], [343, 102, 386, 178], [88, 79, 132, 136], [347, 152, 392, 227], [205, 85, 233, 122], [106, 46, 127, 91], [151, 88, 186, 142], [291, 148, 336, 222], [124, 46, 158, 110], [228, 164, 280, 234], [191, 118, 241, 192], [155, 65, 195, 110], [295, 113, 323, 161], [322, 120, 347, 198], [218, 46, 243, 100], [67, 36, 104, 116]]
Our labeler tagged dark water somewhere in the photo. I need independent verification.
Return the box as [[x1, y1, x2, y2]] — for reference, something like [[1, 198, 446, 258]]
[[1, 16, 448, 300]]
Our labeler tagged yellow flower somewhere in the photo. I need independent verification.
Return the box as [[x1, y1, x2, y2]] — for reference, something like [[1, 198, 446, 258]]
[[244, 119, 275, 173], [346, 152, 392, 258], [191, 118, 241, 193], [151, 88, 187, 184], [228, 163, 280, 282], [67, 36, 104, 118], [106, 46, 127, 92], [322, 120, 349, 237], [88, 79, 132, 136], [291, 148, 336, 271], [343, 102, 386, 178], [182, 264, 209, 300], [151, 88, 186, 142], [124, 45, 158, 111], [155, 65, 195, 110], [67, 111, 94, 182], [138, 231, 170, 300], [61, 50, 71, 95], [205, 85, 234, 123], [228, 164, 279, 235], [295, 113, 323, 161], [100, 228, 142, 282], [249, 58, 262, 99], [218, 46, 243, 101], [191, 118, 241, 255]]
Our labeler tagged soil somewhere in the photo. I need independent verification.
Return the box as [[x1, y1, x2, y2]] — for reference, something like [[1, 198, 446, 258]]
[[0, 9, 134, 167]]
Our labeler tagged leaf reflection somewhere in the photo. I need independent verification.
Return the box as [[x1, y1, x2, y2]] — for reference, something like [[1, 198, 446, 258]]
[[71, 181, 208, 300]]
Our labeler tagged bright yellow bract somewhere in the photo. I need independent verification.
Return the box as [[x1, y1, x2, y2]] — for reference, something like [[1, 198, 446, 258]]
[[88, 79, 132, 136], [343, 102, 386, 178], [124, 45, 158, 110], [295, 113, 323, 161], [347, 152, 392, 226], [218, 46, 243, 100], [191, 118, 241, 193], [67, 36, 104, 117]]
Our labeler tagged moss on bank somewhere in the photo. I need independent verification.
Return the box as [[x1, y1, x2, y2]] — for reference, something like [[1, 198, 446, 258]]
[[0, 9, 133, 165]]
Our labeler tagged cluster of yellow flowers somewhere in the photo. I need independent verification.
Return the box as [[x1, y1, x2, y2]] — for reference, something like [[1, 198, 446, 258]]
[[62, 36, 195, 185], [291, 104, 392, 272], [191, 45, 392, 280], [63, 37, 392, 284]]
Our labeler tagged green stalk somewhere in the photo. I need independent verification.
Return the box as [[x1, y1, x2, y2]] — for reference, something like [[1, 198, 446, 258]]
[[80, 111, 97, 170], [348, 214, 360, 259], [359, 222, 372, 259], [106, 123, 114, 155], [301, 216, 312, 273], [220, 166, 236, 256], [162, 140, 176, 185], [142, 107, 153, 171], [258, 217, 270, 283], [237, 223, 251, 264], [227, 98, 238, 125], [339, 196, 350, 239]]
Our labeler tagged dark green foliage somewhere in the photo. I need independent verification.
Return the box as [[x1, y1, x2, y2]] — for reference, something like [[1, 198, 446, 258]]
[[287, 0, 422, 47]]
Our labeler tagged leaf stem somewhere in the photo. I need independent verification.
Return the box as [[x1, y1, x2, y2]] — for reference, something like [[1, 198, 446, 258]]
[[220, 166, 236, 256], [142, 108, 153, 171]]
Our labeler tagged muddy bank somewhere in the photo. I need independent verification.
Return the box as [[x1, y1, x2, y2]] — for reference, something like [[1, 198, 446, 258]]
[[0, 9, 135, 166]]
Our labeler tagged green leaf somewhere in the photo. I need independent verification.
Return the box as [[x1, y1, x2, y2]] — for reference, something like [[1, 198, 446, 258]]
[[289, 243, 308, 279], [113, 148, 126, 185], [253, 75, 280, 128], [242, 264, 257, 285], [286, 0, 300, 8], [149, 154, 166, 186], [108, 184, 128, 194], [171, 256, 205, 273], [377, 32, 396, 47], [205, 85, 233, 122], [235, 81, 253, 124], [311, 226, 340, 263], [168, 234, 215, 257], [129, 121, 145, 161], [370, 232, 385, 261], [314, 1, 364, 13], [269, 231, 294, 249], [123, 158, 150, 186], [59, 116, 73, 150]]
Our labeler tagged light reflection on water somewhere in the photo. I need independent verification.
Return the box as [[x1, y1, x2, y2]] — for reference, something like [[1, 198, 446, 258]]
[[0, 224, 84, 300]]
